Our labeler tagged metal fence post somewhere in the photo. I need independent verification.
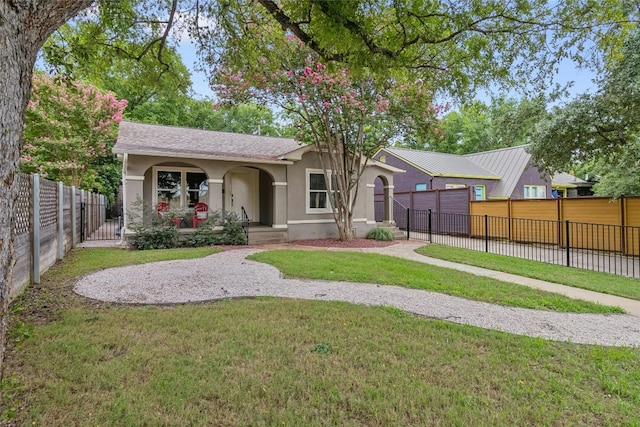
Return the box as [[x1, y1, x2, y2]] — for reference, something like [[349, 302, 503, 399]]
[[32, 174, 40, 284], [566, 220, 571, 267], [484, 214, 489, 253], [57, 181, 64, 260], [71, 186, 77, 247], [80, 190, 85, 243], [406, 207, 410, 240], [428, 209, 432, 243]]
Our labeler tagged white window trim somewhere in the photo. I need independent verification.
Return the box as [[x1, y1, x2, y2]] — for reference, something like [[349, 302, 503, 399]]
[[306, 169, 333, 214], [445, 184, 466, 189], [524, 184, 547, 199], [152, 166, 207, 208]]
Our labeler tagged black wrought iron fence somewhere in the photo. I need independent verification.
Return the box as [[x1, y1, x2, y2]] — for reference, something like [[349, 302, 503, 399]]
[[407, 210, 640, 279], [80, 196, 122, 242]]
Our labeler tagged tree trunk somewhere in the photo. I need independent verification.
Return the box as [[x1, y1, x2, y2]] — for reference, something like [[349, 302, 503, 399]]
[[0, 0, 93, 376]]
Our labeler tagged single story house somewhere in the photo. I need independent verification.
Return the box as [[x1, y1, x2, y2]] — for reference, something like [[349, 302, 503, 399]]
[[114, 121, 402, 243], [374, 145, 551, 200], [551, 172, 595, 198]]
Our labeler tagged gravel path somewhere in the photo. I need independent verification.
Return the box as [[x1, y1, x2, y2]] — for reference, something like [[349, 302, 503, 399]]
[[74, 248, 640, 347]]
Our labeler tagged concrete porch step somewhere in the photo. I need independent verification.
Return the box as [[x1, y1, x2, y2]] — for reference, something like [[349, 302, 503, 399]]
[[247, 228, 288, 245], [379, 225, 407, 240]]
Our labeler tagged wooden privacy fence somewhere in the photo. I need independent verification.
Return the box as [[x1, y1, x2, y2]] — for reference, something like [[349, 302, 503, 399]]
[[11, 173, 112, 299], [469, 197, 640, 256]]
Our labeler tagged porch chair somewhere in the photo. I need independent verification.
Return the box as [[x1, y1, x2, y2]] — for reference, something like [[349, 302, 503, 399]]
[[192, 202, 209, 228], [156, 202, 181, 228]]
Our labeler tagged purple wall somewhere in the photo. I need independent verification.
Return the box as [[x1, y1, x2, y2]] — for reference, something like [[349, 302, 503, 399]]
[[511, 160, 552, 199], [374, 149, 498, 199]]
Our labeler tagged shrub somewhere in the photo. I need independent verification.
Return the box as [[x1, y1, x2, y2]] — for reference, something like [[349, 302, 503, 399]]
[[186, 214, 223, 247], [366, 227, 394, 241], [220, 212, 248, 245], [128, 223, 180, 250], [126, 198, 247, 249]]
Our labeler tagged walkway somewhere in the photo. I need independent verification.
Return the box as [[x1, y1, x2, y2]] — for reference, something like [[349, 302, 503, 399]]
[[353, 241, 640, 317], [74, 241, 640, 347]]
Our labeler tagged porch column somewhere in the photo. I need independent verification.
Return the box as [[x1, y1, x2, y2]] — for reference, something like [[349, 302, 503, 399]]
[[385, 184, 394, 224], [366, 183, 376, 224], [123, 175, 144, 228], [272, 181, 288, 229], [207, 178, 224, 214]]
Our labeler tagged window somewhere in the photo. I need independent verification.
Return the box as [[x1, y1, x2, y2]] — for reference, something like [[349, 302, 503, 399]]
[[415, 183, 427, 191], [473, 185, 486, 200], [154, 167, 208, 208], [307, 169, 333, 213], [445, 184, 465, 189], [524, 185, 547, 199]]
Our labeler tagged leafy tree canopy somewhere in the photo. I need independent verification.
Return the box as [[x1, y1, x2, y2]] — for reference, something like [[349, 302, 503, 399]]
[[410, 97, 548, 154], [21, 73, 127, 199], [200, 0, 637, 100], [528, 27, 640, 197]]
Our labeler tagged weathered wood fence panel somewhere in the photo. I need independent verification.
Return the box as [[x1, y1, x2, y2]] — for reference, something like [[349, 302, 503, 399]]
[[10, 174, 111, 298]]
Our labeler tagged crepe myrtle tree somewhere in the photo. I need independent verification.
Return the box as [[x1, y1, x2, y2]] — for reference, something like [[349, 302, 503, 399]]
[[215, 36, 443, 240], [21, 73, 128, 192]]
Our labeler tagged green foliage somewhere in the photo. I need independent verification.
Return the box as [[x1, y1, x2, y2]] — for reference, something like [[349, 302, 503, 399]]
[[414, 97, 548, 154], [311, 342, 332, 354], [20, 73, 127, 201], [529, 29, 640, 197], [126, 198, 247, 249], [1, 375, 21, 421], [186, 212, 223, 247], [219, 211, 248, 246], [365, 227, 394, 241], [203, 0, 636, 101]]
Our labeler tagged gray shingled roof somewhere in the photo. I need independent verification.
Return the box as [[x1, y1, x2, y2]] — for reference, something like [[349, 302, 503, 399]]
[[114, 121, 303, 162], [383, 147, 500, 179], [465, 145, 532, 198], [552, 172, 588, 187]]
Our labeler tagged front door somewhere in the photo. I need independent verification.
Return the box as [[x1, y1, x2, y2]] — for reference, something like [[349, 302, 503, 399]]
[[225, 168, 259, 222]]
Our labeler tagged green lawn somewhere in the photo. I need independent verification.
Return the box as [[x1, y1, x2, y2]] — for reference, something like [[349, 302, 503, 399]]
[[3, 246, 639, 426], [416, 244, 640, 301], [248, 250, 622, 313]]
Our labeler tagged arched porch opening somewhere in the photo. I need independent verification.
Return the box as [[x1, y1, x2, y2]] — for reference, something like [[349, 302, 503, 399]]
[[223, 166, 275, 226], [374, 175, 392, 223]]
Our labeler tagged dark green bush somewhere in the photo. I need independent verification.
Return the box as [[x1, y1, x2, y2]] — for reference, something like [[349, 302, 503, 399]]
[[365, 227, 394, 241], [128, 223, 180, 250], [126, 198, 247, 249], [220, 212, 248, 245]]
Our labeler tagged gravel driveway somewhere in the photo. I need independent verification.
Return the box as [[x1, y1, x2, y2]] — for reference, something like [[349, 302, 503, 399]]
[[74, 248, 640, 347]]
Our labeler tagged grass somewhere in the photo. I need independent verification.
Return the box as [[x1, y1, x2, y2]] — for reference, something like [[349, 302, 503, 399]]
[[3, 246, 640, 426], [416, 244, 640, 301], [4, 300, 640, 426], [247, 250, 622, 313]]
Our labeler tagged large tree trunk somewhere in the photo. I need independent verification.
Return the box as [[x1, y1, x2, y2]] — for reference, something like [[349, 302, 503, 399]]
[[0, 0, 93, 375]]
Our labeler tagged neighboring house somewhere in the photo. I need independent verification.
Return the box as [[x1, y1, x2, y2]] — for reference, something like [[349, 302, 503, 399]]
[[374, 145, 551, 200], [551, 172, 595, 198], [114, 121, 401, 243]]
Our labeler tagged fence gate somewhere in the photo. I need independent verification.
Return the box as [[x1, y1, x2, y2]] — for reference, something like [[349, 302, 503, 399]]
[[80, 194, 123, 242]]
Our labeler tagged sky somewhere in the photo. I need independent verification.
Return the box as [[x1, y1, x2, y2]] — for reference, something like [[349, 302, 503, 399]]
[[178, 40, 599, 104]]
